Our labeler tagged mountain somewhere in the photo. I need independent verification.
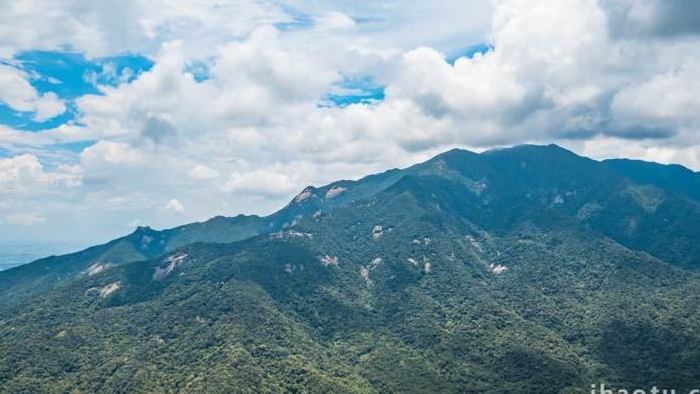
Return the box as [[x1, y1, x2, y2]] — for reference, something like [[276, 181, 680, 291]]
[[0, 163, 406, 304], [1, 144, 700, 393], [602, 158, 700, 203], [0, 219, 253, 303]]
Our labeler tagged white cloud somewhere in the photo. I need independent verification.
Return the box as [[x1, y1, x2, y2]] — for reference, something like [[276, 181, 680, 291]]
[[81, 141, 144, 166], [0, 153, 81, 239], [572, 136, 700, 171], [164, 198, 185, 213], [312, 12, 355, 31], [0, 154, 81, 193], [601, 0, 700, 39], [1, 0, 700, 246], [0, 154, 45, 193], [0, 65, 66, 121], [188, 165, 220, 180], [223, 163, 315, 197], [0, 0, 291, 58], [5, 211, 45, 226], [612, 61, 700, 134], [365, 0, 700, 150], [288, 0, 492, 52]]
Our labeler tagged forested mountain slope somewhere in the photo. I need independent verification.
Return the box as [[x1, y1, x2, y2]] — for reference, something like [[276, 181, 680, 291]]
[[2, 145, 700, 393]]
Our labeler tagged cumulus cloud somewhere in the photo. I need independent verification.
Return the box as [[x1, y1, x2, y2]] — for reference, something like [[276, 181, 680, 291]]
[[0, 154, 80, 193], [602, 0, 700, 39], [612, 62, 700, 136], [574, 135, 700, 171], [1, 0, 700, 245], [369, 0, 700, 149], [0, 0, 290, 58], [0, 153, 82, 241], [81, 141, 144, 166], [187, 165, 220, 180], [0, 64, 66, 121], [223, 163, 316, 198], [164, 198, 185, 213], [312, 12, 356, 31], [0, 154, 45, 193]]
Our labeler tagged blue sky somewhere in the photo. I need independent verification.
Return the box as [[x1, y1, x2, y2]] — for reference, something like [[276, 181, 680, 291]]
[[0, 51, 152, 133], [4, 46, 501, 124], [321, 75, 386, 107], [0, 0, 494, 247], [446, 43, 493, 64], [1, 0, 699, 251]]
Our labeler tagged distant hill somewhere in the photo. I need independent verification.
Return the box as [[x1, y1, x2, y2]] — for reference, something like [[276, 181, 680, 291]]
[[2, 144, 700, 393], [0, 243, 85, 272]]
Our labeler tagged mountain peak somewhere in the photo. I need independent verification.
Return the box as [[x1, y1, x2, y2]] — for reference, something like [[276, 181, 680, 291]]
[[440, 147, 478, 156], [427, 147, 478, 161], [482, 143, 575, 156], [132, 225, 155, 234]]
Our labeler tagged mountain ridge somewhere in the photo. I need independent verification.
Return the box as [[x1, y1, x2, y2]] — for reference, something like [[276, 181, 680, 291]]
[[3, 144, 700, 304], [2, 143, 700, 392]]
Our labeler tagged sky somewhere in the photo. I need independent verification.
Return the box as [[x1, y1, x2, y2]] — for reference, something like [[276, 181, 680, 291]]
[[1, 0, 700, 248]]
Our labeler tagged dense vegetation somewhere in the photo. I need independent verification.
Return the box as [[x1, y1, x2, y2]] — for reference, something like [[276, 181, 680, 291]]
[[1, 144, 700, 393]]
